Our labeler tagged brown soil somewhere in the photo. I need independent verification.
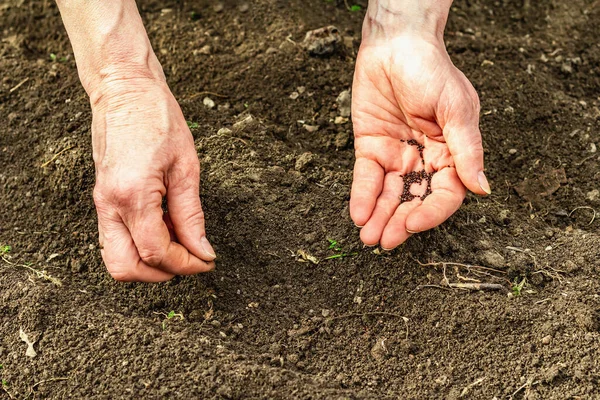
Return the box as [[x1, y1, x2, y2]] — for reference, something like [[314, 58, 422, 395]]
[[1, 0, 600, 398]]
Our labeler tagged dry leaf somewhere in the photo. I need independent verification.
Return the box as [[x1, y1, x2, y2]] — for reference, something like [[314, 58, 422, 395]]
[[19, 327, 37, 358]]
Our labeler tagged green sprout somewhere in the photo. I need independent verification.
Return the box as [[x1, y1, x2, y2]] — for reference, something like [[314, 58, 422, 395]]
[[1, 245, 10, 254], [156, 310, 184, 330], [324, 239, 357, 261], [187, 121, 199, 129], [190, 11, 200, 20], [350, 4, 362, 11], [49, 53, 67, 62], [327, 239, 341, 251], [512, 277, 527, 296]]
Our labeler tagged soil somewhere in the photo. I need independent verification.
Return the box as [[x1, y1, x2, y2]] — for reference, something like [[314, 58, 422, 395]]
[[1, 0, 600, 399]]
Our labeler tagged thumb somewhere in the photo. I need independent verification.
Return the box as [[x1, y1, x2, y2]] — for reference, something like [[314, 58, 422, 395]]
[[443, 122, 491, 196], [167, 161, 217, 262]]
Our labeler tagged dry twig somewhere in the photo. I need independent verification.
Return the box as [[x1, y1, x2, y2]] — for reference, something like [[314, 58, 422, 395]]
[[9, 77, 29, 93], [1, 256, 62, 286], [26, 377, 69, 400], [40, 146, 74, 168], [569, 206, 596, 225]]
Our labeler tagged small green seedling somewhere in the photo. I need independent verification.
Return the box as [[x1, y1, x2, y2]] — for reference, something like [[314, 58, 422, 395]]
[[190, 11, 200, 20], [327, 239, 341, 251], [512, 277, 527, 296], [1, 245, 10, 254], [156, 310, 184, 330], [350, 4, 362, 11], [187, 121, 199, 129], [324, 239, 357, 261], [49, 53, 67, 62]]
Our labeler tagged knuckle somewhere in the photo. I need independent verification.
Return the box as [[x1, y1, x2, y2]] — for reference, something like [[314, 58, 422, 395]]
[[138, 246, 165, 267], [182, 207, 206, 227]]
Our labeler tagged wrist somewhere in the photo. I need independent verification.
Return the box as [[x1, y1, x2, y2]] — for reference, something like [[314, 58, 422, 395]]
[[57, 0, 166, 103], [84, 57, 166, 109], [362, 0, 452, 45]]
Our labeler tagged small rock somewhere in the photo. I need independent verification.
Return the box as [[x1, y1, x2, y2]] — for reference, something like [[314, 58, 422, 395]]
[[541, 335, 552, 345], [302, 25, 342, 56], [586, 189, 599, 201], [321, 309, 331, 318], [232, 114, 256, 133], [289, 92, 299, 100], [334, 116, 348, 124], [203, 97, 215, 109], [238, 3, 249, 12], [544, 229, 554, 238], [217, 127, 232, 136], [370, 338, 388, 362], [480, 250, 505, 269], [336, 90, 352, 117], [508, 148, 518, 155], [210, 320, 221, 328], [563, 260, 579, 273], [295, 152, 315, 172]]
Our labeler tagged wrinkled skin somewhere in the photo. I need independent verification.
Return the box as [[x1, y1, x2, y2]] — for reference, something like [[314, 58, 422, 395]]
[[92, 77, 216, 282], [350, 37, 489, 250]]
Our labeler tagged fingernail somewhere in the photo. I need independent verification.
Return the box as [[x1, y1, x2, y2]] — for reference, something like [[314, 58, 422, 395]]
[[200, 236, 217, 259], [363, 243, 378, 248], [381, 247, 394, 252], [478, 171, 492, 195], [354, 223, 364, 228], [406, 229, 419, 234]]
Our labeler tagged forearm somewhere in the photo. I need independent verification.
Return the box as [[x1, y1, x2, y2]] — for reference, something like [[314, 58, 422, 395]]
[[363, 0, 453, 44], [55, 0, 165, 103]]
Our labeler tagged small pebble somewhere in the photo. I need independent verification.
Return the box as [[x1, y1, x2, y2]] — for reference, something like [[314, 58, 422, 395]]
[[541, 335, 552, 345], [336, 90, 352, 117], [203, 97, 215, 109], [295, 152, 315, 172]]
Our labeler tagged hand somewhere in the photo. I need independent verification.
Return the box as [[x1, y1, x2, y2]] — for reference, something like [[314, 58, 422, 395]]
[[91, 77, 216, 281], [350, 36, 490, 250]]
